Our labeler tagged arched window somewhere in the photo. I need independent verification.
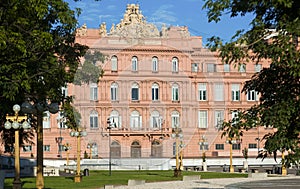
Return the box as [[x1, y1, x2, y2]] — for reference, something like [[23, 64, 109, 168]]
[[172, 57, 178, 72], [110, 82, 118, 101], [109, 110, 121, 128], [152, 56, 158, 72], [150, 111, 161, 129], [111, 55, 118, 71], [152, 83, 159, 101], [132, 56, 138, 71], [130, 111, 142, 130], [111, 141, 121, 158], [151, 140, 162, 157], [171, 111, 180, 128], [90, 110, 99, 128], [172, 83, 179, 101], [131, 141, 141, 158], [90, 83, 98, 101], [131, 83, 139, 101]]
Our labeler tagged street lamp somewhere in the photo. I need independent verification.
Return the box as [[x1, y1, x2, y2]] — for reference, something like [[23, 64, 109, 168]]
[[199, 135, 208, 171], [87, 143, 96, 159], [107, 117, 116, 176], [70, 128, 87, 182], [63, 142, 71, 166], [171, 126, 183, 177], [21, 100, 59, 189], [4, 104, 31, 189], [226, 137, 238, 173], [281, 149, 287, 176]]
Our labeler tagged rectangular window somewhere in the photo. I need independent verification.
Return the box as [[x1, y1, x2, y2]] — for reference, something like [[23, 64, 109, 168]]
[[255, 64, 262, 72], [172, 87, 179, 101], [152, 58, 158, 72], [171, 116, 179, 128], [239, 64, 246, 72], [23, 145, 32, 152], [130, 116, 142, 129], [248, 143, 257, 149], [224, 64, 230, 72], [231, 84, 240, 101], [247, 90, 258, 101], [215, 110, 224, 129], [90, 85, 98, 101], [90, 116, 98, 128], [214, 83, 224, 101], [43, 145, 50, 152], [232, 143, 241, 150], [198, 110, 208, 128], [111, 57, 118, 71], [131, 88, 139, 100], [191, 63, 198, 72], [151, 116, 160, 129], [215, 144, 224, 150], [152, 88, 159, 101], [111, 86, 118, 101], [207, 63, 216, 72], [132, 57, 138, 71], [198, 83, 207, 101], [231, 110, 239, 125]]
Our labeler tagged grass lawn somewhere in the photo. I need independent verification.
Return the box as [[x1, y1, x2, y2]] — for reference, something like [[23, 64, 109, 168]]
[[4, 170, 247, 189]]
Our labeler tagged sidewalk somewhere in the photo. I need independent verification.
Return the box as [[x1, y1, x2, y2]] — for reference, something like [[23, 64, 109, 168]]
[[110, 175, 299, 189]]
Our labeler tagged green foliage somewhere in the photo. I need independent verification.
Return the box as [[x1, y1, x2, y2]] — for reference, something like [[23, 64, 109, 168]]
[[0, 0, 87, 147], [203, 0, 300, 165], [62, 97, 81, 130], [73, 50, 105, 85]]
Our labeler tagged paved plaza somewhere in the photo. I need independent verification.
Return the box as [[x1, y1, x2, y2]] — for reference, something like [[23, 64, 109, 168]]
[[110, 175, 299, 189]]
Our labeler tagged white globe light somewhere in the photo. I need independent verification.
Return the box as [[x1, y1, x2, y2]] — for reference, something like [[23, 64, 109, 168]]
[[22, 121, 31, 129], [12, 121, 20, 129], [4, 121, 11, 130], [13, 104, 21, 113], [74, 131, 79, 137]]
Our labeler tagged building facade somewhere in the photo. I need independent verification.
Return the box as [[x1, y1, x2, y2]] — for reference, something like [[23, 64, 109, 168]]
[[7, 4, 273, 165]]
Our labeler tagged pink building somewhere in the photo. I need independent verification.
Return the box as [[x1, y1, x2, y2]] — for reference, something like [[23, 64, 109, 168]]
[[10, 4, 273, 167]]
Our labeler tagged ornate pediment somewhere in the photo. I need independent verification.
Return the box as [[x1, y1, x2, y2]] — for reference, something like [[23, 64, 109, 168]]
[[109, 4, 160, 38]]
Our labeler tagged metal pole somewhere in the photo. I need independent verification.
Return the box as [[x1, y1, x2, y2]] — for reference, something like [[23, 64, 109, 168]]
[[74, 135, 81, 182], [109, 128, 112, 176], [230, 142, 234, 173], [13, 130, 22, 189], [282, 150, 287, 175]]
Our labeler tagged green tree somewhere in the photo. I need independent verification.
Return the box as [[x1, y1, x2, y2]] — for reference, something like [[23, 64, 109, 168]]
[[203, 0, 300, 165], [0, 0, 88, 188]]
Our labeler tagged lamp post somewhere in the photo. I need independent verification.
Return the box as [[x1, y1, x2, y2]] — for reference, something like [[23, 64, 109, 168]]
[[226, 137, 237, 173], [70, 128, 87, 182], [281, 149, 287, 175], [4, 104, 31, 189], [107, 117, 116, 176], [171, 126, 183, 177], [21, 100, 59, 189], [63, 143, 71, 166], [56, 111, 65, 158], [199, 135, 208, 171], [87, 143, 95, 159]]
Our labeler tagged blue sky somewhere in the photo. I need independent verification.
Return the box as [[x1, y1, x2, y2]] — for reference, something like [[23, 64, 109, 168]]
[[66, 0, 253, 44]]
